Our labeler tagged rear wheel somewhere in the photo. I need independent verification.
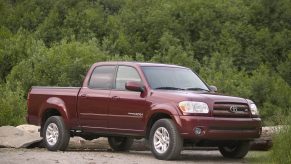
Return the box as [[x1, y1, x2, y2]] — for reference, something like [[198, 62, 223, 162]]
[[108, 136, 133, 151], [43, 116, 70, 151], [219, 141, 251, 159], [149, 119, 183, 160]]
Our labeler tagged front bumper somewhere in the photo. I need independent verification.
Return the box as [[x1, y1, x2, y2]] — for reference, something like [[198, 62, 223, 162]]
[[177, 116, 262, 140]]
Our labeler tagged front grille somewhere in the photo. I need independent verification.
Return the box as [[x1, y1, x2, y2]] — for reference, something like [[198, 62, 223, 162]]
[[212, 103, 250, 118]]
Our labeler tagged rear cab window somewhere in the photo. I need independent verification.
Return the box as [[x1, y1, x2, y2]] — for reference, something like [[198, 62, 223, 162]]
[[88, 65, 116, 89]]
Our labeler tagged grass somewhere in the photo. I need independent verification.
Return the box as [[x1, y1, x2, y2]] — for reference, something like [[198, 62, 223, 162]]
[[246, 151, 272, 163], [269, 126, 291, 164], [247, 125, 291, 164]]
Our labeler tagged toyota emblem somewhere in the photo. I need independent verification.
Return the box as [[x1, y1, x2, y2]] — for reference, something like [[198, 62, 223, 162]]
[[230, 106, 238, 113]]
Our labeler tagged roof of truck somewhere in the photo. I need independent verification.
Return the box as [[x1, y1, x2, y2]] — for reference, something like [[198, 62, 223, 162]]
[[95, 61, 187, 68]]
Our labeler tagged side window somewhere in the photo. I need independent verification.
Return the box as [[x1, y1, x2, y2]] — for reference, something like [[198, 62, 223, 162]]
[[88, 66, 116, 89], [115, 66, 142, 90]]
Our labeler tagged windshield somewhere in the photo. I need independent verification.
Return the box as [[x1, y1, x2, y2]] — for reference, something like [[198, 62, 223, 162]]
[[142, 66, 209, 91]]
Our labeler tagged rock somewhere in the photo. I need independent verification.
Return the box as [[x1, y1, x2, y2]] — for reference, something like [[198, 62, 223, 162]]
[[250, 126, 284, 151], [251, 139, 273, 151], [261, 126, 284, 138], [16, 124, 39, 134], [69, 137, 110, 150], [0, 126, 42, 148], [131, 138, 150, 151]]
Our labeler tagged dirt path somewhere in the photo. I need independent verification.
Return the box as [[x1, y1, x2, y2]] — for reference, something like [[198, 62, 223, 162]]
[[0, 148, 252, 164]]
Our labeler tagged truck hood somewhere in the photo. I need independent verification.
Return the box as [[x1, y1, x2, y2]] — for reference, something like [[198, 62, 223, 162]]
[[150, 90, 248, 104]]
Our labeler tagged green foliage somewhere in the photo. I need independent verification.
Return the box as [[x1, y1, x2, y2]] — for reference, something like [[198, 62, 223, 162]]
[[278, 53, 291, 85], [0, 29, 44, 82], [7, 39, 108, 92], [249, 66, 291, 125], [0, 84, 26, 126], [199, 53, 251, 98], [150, 32, 200, 70], [270, 120, 291, 163], [0, 0, 290, 127]]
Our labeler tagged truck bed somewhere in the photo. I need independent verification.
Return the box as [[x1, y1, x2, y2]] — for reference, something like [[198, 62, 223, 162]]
[[27, 87, 81, 127]]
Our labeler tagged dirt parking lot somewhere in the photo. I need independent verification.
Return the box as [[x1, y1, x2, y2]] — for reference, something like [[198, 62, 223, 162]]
[[0, 148, 259, 164]]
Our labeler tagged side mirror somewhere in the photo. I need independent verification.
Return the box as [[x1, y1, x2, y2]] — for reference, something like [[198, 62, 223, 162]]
[[125, 81, 145, 92], [209, 85, 217, 92]]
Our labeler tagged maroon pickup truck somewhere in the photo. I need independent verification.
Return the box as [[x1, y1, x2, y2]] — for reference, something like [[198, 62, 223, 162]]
[[27, 61, 261, 160]]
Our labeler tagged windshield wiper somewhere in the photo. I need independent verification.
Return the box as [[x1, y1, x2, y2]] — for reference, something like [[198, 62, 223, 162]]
[[155, 87, 209, 92], [155, 87, 185, 90], [185, 87, 209, 92]]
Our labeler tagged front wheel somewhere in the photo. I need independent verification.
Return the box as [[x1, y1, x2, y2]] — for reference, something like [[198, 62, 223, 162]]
[[219, 141, 251, 159], [43, 116, 70, 151], [149, 119, 183, 160], [108, 136, 133, 151]]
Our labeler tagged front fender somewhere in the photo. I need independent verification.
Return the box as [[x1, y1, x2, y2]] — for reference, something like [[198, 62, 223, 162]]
[[145, 103, 183, 131]]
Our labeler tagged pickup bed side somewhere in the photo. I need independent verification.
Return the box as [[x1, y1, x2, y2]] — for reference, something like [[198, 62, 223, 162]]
[[27, 87, 81, 130]]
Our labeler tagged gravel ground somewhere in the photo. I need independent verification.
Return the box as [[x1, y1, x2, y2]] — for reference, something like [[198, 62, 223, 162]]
[[0, 148, 250, 164]]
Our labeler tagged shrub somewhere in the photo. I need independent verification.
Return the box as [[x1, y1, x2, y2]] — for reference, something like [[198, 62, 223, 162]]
[[0, 84, 26, 126]]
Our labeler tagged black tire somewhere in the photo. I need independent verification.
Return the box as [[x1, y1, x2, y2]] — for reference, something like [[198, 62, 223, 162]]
[[149, 119, 183, 160], [108, 136, 134, 151], [219, 141, 251, 159], [42, 116, 70, 151]]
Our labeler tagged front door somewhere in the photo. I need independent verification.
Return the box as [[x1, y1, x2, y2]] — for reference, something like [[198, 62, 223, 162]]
[[108, 65, 146, 134]]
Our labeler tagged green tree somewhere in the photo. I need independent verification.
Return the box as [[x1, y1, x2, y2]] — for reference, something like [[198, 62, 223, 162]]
[[7, 39, 108, 93], [0, 29, 44, 82], [199, 52, 251, 98]]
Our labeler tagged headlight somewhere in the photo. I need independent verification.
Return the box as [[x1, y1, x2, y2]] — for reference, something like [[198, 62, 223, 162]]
[[178, 101, 209, 114], [250, 103, 259, 116]]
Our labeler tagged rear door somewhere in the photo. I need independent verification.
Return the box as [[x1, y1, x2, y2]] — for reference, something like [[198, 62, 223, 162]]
[[108, 65, 147, 134], [77, 65, 116, 130]]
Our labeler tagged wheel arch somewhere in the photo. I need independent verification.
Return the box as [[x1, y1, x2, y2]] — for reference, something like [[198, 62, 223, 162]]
[[39, 97, 69, 133], [145, 103, 182, 139], [145, 111, 179, 139]]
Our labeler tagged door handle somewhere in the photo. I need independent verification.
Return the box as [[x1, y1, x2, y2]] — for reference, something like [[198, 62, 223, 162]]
[[112, 96, 120, 100], [80, 94, 87, 98]]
